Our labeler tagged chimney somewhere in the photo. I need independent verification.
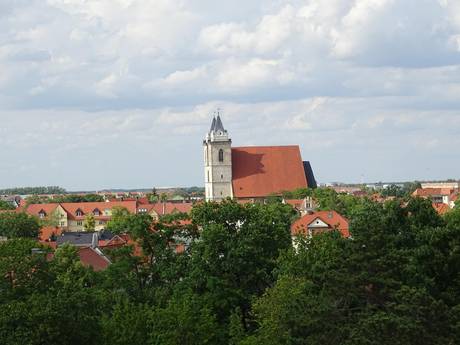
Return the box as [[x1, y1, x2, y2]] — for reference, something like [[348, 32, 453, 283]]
[[91, 232, 98, 249]]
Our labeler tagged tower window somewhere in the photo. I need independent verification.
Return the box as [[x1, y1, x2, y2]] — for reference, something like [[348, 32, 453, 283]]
[[218, 149, 224, 162], [221, 174, 223, 179], [207, 171, 210, 182]]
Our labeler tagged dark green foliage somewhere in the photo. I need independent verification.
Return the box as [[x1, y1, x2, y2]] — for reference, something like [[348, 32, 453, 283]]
[[0, 198, 459, 344], [380, 182, 421, 198], [246, 199, 459, 345], [0, 212, 40, 238], [0, 186, 66, 195], [25, 193, 104, 204]]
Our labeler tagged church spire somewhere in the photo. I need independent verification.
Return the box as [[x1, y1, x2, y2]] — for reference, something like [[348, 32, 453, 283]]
[[210, 117, 216, 132], [214, 114, 225, 132]]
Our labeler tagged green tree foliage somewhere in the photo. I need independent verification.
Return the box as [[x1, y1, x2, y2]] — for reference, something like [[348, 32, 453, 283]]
[[0, 198, 459, 344], [25, 193, 105, 204], [0, 186, 66, 195], [245, 199, 459, 345], [0, 212, 40, 239], [188, 200, 295, 335], [0, 200, 15, 210], [106, 206, 131, 233], [83, 213, 96, 231], [380, 182, 421, 198]]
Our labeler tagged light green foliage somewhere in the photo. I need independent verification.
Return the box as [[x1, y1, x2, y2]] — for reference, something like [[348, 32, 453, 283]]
[[83, 213, 96, 231], [106, 206, 131, 233]]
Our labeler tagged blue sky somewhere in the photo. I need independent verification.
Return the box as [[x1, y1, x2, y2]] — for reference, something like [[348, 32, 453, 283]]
[[0, 0, 459, 190]]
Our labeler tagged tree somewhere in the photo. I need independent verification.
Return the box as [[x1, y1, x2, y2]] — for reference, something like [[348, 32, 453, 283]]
[[0, 212, 40, 239], [0, 200, 15, 210], [187, 200, 295, 336], [245, 199, 460, 345], [106, 206, 131, 233], [0, 239, 51, 301], [83, 214, 96, 231]]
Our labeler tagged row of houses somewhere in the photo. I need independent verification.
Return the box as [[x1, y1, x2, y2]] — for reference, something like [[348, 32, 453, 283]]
[[24, 197, 349, 271], [22, 200, 193, 233]]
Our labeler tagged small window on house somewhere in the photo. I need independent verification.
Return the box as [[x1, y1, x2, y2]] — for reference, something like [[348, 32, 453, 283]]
[[218, 149, 224, 162], [99, 221, 104, 225], [76, 209, 83, 217], [76, 221, 83, 226], [220, 191, 223, 196], [38, 211, 46, 219], [93, 208, 100, 216], [221, 174, 223, 179], [60, 221, 65, 227]]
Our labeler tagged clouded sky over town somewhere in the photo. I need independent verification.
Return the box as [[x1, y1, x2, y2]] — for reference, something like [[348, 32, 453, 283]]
[[1, 0, 460, 190]]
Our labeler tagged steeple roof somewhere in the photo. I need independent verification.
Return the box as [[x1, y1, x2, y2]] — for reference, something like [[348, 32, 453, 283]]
[[209, 117, 216, 132], [215, 115, 225, 132]]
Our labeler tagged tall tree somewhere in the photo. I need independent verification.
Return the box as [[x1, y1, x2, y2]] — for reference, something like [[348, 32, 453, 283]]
[[0, 212, 40, 239]]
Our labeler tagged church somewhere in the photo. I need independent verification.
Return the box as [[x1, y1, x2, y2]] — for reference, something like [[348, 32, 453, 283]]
[[203, 115, 316, 202]]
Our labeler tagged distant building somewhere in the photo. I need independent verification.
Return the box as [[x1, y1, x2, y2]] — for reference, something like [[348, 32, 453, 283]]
[[203, 115, 316, 202], [24, 200, 193, 232], [421, 182, 459, 189], [25, 201, 137, 231], [412, 188, 458, 207], [0, 195, 21, 208], [291, 210, 350, 238]]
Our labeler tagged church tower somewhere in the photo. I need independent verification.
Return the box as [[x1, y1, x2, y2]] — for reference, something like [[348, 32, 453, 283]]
[[203, 114, 233, 201]]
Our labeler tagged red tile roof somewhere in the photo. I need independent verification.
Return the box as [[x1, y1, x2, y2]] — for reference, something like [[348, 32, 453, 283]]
[[78, 247, 111, 271], [46, 246, 110, 270], [412, 188, 454, 197], [59, 201, 137, 220], [25, 203, 59, 217], [232, 146, 308, 198], [139, 202, 193, 215], [39, 226, 63, 241], [291, 210, 350, 238], [432, 203, 450, 215]]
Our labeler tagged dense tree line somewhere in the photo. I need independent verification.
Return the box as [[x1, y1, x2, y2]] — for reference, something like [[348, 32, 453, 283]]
[[25, 193, 105, 204], [0, 198, 459, 344], [0, 186, 66, 195]]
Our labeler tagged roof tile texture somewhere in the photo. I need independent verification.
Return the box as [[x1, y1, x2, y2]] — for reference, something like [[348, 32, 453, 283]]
[[232, 146, 308, 198]]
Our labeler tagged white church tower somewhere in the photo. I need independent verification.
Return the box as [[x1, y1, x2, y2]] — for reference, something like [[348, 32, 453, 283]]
[[203, 114, 233, 202]]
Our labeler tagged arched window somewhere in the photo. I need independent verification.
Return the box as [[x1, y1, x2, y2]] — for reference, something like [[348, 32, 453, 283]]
[[218, 149, 224, 162]]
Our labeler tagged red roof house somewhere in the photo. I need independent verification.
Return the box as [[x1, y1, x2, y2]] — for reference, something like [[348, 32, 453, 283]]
[[291, 210, 350, 238]]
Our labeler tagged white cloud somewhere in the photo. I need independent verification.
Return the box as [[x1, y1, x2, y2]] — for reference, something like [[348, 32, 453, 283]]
[[0, 0, 460, 188]]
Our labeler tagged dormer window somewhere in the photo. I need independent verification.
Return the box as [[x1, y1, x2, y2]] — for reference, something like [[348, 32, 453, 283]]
[[76, 209, 83, 217], [93, 208, 100, 216], [38, 210, 46, 219], [218, 149, 224, 162]]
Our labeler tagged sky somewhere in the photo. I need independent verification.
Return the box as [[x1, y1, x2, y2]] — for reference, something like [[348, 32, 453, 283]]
[[1, 0, 460, 190]]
